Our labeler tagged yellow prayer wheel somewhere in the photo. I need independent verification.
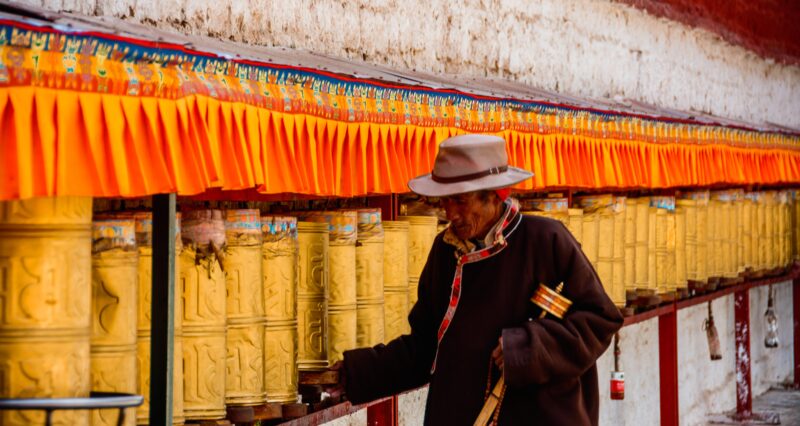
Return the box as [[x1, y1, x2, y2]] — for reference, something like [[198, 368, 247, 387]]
[[383, 221, 410, 342], [695, 197, 709, 281], [623, 199, 637, 301], [654, 209, 669, 296], [567, 208, 584, 243], [755, 192, 767, 271], [356, 209, 385, 347], [741, 196, 755, 270], [647, 206, 657, 291], [611, 198, 626, 305], [296, 221, 330, 371], [794, 192, 800, 261], [575, 195, 617, 303], [665, 211, 677, 294], [91, 217, 138, 426], [733, 194, 744, 274], [397, 216, 438, 310], [781, 191, 791, 266], [261, 216, 299, 403], [0, 196, 93, 426], [224, 209, 266, 406], [301, 211, 357, 363], [675, 205, 687, 291], [135, 212, 185, 425], [180, 209, 227, 420], [634, 198, 650, 290]]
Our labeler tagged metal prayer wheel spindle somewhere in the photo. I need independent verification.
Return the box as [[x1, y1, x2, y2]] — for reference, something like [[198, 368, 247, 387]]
[[180, 209, 227, 420], [135, 212, 185, 425], [296, 221, 330, 371], [397, 216, 438, 310], [301, 211, 358, 363], [224, 209, 267, 405], [356, 209, 385, 347], [261, 216, 299, 403], [383, 221, 410, 342], [91, 216, 138, 426], [0, 197, 93, 426]]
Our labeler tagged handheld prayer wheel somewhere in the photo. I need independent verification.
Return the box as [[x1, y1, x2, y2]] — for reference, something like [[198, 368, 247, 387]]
[[224, 209, 266, 406], [261, 216, 299, 403], [300, 211, 357, 363], [0, 197, 93, 426], [356, 209, 385, 347], [91, 216, 138, 426], [397, 216, 438, 309], [180, 210, 227, 420], [135, 212, 185, 425], [296, 221, 330, 371], [383, 221, 410, 342]]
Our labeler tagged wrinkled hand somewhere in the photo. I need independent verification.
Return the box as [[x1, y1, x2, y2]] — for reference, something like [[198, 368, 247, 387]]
[[491, 337, 504, 371], [321, 361, 347, 401]]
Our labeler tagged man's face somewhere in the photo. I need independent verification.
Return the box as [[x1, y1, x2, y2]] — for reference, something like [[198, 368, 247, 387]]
[[440, 191, 502, 240]]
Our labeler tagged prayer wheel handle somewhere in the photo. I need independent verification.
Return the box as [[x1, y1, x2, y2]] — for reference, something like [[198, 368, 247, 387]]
[[0, 391, 143, 426]]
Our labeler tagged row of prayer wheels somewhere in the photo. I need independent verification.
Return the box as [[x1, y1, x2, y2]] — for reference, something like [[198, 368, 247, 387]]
[[0, 195, 439, 425], [522, 189, 799, 306]]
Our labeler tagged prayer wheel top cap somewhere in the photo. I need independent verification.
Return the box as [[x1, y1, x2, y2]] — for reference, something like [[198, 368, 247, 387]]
[[383, 220, 410, 230], [92, 218, 137, 252], [711, 189, 744, 202], [261, 216, 298, 242], [678, 190, 710, 203], [0, 196, 93, 225], [574, 194, 614, 211], [356, 208, 383, 240], [649, 196, 676, 211], [521, 198, 568, 213], [225, 209, 262, 246], [396, 215, 439, 226], [181, 209, 226, 247], [298, 210, 357, 244]]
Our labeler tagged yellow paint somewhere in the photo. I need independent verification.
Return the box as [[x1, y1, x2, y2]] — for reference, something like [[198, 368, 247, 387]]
[[296, 222, 329, 371]]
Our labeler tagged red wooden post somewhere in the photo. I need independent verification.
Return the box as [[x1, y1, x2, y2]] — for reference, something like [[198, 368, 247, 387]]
[[366, 396, 397, 426], [794, 277, 800, 388], [658, 308, 679, 426], [734, 288, 752, 417]]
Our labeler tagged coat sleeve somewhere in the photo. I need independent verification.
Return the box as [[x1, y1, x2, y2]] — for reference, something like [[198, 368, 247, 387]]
[[342, 240, 442, 404], [502, 222, 624, 388]]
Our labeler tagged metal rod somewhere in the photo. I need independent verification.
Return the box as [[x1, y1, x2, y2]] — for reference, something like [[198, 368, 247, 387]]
[[150, 193, 176, 425]]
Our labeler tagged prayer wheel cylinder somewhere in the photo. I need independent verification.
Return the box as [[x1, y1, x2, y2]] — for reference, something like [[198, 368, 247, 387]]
[[575, 195, 615, 303], [695, 197, 709, 282], [91, 217, 138, 426], [705, 199, 720, 278], [634, 198, 650, 290], [647, 207, 657, 291], [301, 211, 357, 363], [765, 192, 778, 269], [781, 192, 791, 266], [654, 209, 669, 296], [675, 205, 687, 291], [623, 199, 636, 293], [756, 193, 767, 271], [741, 196, 755, 270], [180, 210, 227, 420], [678, 199, 698, 281], [567, 208, 584, 243], [356, 209, 385, 347], [262, 216, 299, 403], [224, 209, 266, 405], [296, 221, 330, 371], [135, 212, 185, 425], [612, 197, 626, 306], [383, 221, 410, 342], [665, 211, 677, 294], [733, 195, 744, 274], [0, 196, 93, 426], [397, 216, 438, 310]]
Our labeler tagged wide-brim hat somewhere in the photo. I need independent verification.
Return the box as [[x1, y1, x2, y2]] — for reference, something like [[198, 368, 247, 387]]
[[408, 134, 533, 197]]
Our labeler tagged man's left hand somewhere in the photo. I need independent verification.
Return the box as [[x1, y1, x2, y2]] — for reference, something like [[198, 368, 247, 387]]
[[491, 337, 504, 370]]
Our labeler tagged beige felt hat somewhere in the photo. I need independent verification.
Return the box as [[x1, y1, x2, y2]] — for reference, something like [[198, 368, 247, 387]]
[[407, 134, 533, 197]]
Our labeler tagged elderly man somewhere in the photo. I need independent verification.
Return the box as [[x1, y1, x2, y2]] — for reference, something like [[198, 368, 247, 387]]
[[337, 134, 623, 425]]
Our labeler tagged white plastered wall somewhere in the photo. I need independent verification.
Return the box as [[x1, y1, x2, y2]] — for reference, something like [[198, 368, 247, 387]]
[[14, 0, 800, 129]]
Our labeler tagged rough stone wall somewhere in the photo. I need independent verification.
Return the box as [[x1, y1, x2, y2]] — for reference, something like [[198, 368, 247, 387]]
[[14, 0, 800, 129]]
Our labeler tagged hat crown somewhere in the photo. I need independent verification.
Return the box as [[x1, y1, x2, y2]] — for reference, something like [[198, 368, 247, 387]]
[[432, 135, 508, 178]]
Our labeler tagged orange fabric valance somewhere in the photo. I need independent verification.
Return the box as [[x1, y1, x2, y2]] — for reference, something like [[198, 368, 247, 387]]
[[1, 19, 799, 201]]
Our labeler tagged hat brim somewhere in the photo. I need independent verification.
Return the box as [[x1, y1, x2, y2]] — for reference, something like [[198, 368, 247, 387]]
[[407, 167, 534, 197]]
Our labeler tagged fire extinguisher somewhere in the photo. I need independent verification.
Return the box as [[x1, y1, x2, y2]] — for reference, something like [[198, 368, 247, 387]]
[[610, 333, 624, 400]]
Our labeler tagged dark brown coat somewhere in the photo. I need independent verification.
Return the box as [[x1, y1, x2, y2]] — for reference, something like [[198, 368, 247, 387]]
[[344, 214, 623, 425]]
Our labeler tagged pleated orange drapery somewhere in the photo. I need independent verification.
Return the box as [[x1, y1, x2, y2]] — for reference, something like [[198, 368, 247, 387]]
[[2, 85, 800, 201]]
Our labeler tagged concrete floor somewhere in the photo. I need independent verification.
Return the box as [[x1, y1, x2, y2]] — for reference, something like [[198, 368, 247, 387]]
[[708, 387, 800, 426]]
